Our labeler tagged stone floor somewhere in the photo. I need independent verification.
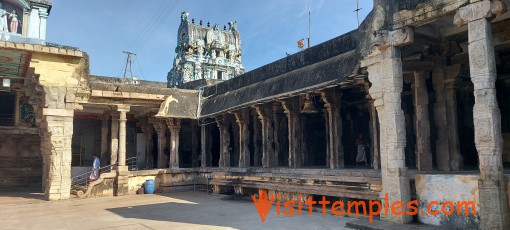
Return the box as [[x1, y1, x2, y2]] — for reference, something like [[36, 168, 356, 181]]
[[0, 191, 352, 230]]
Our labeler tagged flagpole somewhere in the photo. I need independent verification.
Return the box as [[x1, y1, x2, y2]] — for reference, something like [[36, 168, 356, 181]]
[[308, 5, 311, 48]]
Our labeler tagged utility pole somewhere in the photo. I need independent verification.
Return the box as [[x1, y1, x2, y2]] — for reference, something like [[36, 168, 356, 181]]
[[122, 51, 136, 79]]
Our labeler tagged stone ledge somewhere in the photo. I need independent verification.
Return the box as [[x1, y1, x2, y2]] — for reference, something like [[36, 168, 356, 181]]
[[42, 108, 74, 117], [0, 41, 83, 57], [90, 90, 167, 100]]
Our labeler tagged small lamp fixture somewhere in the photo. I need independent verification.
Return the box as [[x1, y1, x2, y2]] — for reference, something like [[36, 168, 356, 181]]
[[301, 94, 319, 114], [2, 78, 10, 88]]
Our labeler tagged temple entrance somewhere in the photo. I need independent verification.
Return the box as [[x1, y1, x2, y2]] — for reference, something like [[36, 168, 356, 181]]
[[341, 88, 371, 168], [302, 109, 327, 167], [209, 123, 220, 167]]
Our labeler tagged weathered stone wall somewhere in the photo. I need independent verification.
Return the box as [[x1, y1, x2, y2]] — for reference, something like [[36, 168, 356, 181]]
[[416, 174, 510, 229], [0, 130, 41, 190]]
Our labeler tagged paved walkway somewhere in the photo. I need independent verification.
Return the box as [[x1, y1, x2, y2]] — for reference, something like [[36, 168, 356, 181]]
[[0, 191, 352, 230]]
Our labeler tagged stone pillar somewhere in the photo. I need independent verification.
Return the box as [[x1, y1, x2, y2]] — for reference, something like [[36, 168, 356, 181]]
[[455, 2, 509, 228], [153, 120, 167, 168], [282, 97, 302, 167], [444, 65, 463, 170], [321, 88, 344, 169], [413, 72, 433, 171], [22, 9, 29, 36], [235, 109, 250, 167], [166, 118, 181, 169], [140, 119, 154, 169], [432, 68, 451, 171], [14, 91, 22, 126], [200, 124, 211, 167], [272, 102, 284, 166], [99, 115, 109, 166], [252, 110, 262, 166], [38, 8, 48, 40], [191, 120, 199, 167], [110, 113, 119, 166], [115, 105, 130, 196], [217, 116, 230, 167], [39, 108, 74, 200], [368, 100, 380, 169], [323, 108, 330, 167], [255, 104, 277, 168], [117, 105, 129, 167], [360, 27, 414, 224]]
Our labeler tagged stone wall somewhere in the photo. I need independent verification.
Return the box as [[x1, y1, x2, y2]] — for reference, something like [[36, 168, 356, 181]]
[[415, 174, 510, 229], [0, 130, 41, 190]]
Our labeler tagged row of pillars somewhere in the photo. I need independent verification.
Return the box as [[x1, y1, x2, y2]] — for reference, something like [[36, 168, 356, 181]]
[[359, 1, 509, 228], [203, 88, 347, 169]]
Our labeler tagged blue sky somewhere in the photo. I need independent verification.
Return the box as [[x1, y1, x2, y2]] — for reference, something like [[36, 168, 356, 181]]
[[47, 0, 372, 82]]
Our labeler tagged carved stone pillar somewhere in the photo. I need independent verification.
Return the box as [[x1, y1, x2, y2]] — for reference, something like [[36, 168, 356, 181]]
[[99, 115, 109, 166], [191, 120, 199, 167], [444, 65, 463, 170], [455, 2, 509, 228], [235, 109, 250, 167], [217, 116, 230, 167], [252, 110, 261, 166], [39, 108, 74, 200], [368, 99, 380, 169], [200, 124, 211, 167], [272, 103, 282, 166], [321, 88, 344, 169], [110, 113, 119, 166], [255, 104, 277, 168], [323, 108, 330, 168], [432, 68, 451, 171], [166, 118, 181, 169], [282, 97, 302, 167], [360, 27, 414, 224], [141, 119, 154, 169], [413, 72, 433, 171], [153, 120, 167, 168]]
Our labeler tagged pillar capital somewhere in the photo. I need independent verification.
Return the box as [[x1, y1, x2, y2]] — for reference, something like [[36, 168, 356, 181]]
[[281, 97, 300, 116], [253, 104, 272, 119], [165, 118, 181, 131], [116, 104, 130, 112], [234, 108, 249, 125], [363, 26, 414, 57], [153, 120, 167, 134], [454, 0, 506, 26]]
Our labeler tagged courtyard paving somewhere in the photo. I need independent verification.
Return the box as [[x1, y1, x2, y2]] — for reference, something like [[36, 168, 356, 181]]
[[0, 191, 350, 230]]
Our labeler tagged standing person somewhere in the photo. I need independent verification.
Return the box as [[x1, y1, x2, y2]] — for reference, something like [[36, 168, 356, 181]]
[[355, 134, 367, 166], [88, 154, 100, 182]]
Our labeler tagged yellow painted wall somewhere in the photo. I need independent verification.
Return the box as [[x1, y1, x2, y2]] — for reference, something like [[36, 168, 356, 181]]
[[30, 52, 83, 87]]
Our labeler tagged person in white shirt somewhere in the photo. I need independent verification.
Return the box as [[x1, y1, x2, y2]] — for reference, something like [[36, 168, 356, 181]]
[[88, 154, 100, 182]]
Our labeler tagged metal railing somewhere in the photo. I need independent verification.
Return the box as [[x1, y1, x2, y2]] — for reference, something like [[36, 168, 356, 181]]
[[71, 157, 138, 188]]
